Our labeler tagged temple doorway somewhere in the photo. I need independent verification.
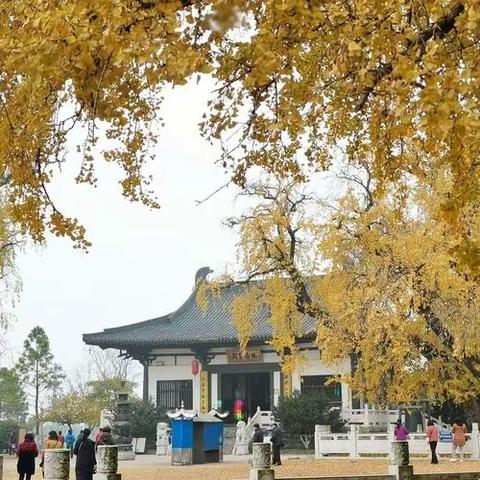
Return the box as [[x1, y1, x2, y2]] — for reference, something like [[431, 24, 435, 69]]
[[220, 372, 271, 422]]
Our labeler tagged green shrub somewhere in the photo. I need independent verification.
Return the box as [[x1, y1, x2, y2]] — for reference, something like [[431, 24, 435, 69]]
[[273, 391, 345, 449]]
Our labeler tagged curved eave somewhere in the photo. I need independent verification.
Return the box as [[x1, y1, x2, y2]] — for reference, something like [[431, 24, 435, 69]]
[[82, 332, 316, 353]]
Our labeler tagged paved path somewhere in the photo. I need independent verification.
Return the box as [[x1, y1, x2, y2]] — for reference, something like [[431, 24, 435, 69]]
[[2, 454, 480, 480]]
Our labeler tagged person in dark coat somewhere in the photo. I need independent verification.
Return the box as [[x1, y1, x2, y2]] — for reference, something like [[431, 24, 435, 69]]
[[96, 426, 114, 448], [252, 423, 264, 443], [17, 433, 38, 480], [73, 428, 97, 480], [270, 423, 284, 466]]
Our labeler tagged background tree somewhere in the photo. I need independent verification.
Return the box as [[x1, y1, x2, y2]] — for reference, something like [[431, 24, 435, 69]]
[[0, 367, 27, 424], [84, 348, 138, 413], [273, 391, 344, 449], [16, 326, 65, 433], [41, 389, 103, 429], [0, 201, 21, 334], [129, 399, 168, 450], [204, 174, 480, 421]]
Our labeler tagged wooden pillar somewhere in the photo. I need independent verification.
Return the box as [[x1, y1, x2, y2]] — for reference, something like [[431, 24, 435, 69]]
[[143, 363, 149, 403]]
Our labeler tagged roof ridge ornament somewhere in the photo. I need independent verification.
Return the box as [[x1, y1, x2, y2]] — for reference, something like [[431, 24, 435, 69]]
[[195, 266, 213, 286], [167, 400, 197, 419]]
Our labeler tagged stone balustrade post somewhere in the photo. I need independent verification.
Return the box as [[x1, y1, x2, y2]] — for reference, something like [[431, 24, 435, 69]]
[[250, 443, 274, 480], [96, 445, 121, 480], [349, 424, 358, 459], [388, 442, 413, 480], [44, 449, 70, 480], [471, 423, 480, 460]]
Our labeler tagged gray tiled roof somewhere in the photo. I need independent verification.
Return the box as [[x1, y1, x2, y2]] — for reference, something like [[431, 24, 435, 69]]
[[83, 271, 317, 351]]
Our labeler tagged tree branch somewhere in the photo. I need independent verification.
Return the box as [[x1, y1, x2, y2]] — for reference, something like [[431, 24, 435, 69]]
[[356, 2, 465, 110]]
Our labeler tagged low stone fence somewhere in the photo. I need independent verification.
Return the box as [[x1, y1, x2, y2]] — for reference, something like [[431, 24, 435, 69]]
[[315, 424, 480, 459], [277, 474, 480, 480]]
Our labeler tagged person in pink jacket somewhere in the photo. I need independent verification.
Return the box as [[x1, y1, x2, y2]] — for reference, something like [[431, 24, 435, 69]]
[[426, 420, 439, 464], [394, 420, 409, 441], [451, 419, 468, 462]]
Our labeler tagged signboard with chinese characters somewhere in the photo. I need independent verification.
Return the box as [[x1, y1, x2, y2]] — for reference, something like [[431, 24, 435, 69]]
[[226, 349, 263, 363], [199, 370, 209, 414]]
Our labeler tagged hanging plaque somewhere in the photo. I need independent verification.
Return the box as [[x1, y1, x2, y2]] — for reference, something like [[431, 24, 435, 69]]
[[226, 349, 263, 363]]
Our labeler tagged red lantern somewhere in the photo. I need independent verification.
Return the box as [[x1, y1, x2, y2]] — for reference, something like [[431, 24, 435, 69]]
[[191, 359, 199, 375]]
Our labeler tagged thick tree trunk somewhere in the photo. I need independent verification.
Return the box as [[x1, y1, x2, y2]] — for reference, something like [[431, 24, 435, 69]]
[[464, 398, 480, 425]]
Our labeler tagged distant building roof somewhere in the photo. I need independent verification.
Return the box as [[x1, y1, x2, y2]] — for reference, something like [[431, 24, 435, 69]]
[[83, 267, 317, 353]]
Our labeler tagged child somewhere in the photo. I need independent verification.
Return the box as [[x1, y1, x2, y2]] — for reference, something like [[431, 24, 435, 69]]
[[17, 433, 38, 480]]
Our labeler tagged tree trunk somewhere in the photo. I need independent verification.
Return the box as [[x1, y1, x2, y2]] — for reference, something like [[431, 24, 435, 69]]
[[464, 397, 480, 425], [299, 434, 311, 449], [35, 360, 39, 435]]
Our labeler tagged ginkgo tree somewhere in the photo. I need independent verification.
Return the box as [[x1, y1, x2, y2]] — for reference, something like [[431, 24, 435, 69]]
[[202, 171, 480, 419], [0, 1, 479, 271]]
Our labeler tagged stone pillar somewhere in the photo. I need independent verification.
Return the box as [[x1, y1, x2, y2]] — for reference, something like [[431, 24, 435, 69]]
[[349, 424, 358, 459], [156, 422, 170, 455], [96, 445, 121, 480], [471, 423, 480, 460], [388, 442, 413, 480], [250, 443, 274, 480], [44, 449, 70, 480]]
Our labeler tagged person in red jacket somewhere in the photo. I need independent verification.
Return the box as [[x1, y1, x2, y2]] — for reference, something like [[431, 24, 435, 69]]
[[17, 433, 39, 480], [426, 420, 439, 464]]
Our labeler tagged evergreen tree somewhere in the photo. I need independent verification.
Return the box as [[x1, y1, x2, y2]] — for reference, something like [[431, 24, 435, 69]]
[[0, 367, 27, 423], [16, 326, 64, 433]]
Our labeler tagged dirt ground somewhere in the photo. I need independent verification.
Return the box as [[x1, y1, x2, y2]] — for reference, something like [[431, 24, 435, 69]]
[[3, 454, 480, 480]]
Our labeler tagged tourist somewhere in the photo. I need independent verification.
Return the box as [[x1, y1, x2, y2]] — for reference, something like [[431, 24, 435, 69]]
[[426, 420, 439, 464], [450, 419, 467, 462], [65, 429, 76, 458], [16, 433, 38, 480], [40, 431, 62, 475], [74, 428, 97, 480], [58, 431, 65, 447], [394, 420, 409, 441], [94, 428, 103, 444], [270, 423, 284, 466], [96, 426, 114, 447], [9, 431, 17, 455], [252, 423, 264, 443]]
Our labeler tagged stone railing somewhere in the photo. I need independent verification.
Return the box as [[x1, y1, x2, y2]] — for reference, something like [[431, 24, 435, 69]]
[[315, 423, 480, 459], [342, 406, 400, 426]]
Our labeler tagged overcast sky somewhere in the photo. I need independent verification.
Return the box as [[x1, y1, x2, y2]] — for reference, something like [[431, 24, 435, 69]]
[[4, 80, 245, 376]]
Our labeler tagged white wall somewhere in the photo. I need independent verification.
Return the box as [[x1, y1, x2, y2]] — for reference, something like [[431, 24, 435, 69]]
[[292, 350, 351, 410], [147, 346, 352, 411], [148, 352, 201, 411]]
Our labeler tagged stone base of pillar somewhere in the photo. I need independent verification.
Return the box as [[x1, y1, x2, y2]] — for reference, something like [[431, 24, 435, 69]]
[[388, 465, 414, 480], [234, 444, 249, 455], [249, 468, 275, 480], [118, 451, 135, 461], [95, 474, 122, 480]]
